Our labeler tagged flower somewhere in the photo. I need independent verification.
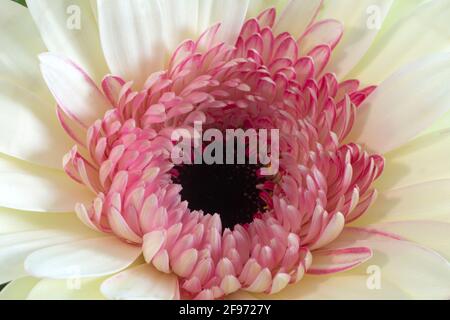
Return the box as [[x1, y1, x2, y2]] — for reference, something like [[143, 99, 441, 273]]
[[0, 0, 449, 300]]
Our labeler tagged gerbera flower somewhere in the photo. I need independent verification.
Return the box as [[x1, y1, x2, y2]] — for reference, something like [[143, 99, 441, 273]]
[[0, 0, 449, 300]]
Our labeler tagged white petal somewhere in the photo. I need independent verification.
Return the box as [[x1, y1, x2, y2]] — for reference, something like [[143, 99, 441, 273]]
[[319, 0, 393, 79], [375, 131, 450, 190], [0, 155, 93, 212], [158, 0, 199, 50], [0, 277, 40, 300], [370, 221, 450, 260], [247, 0, 289, 18], [0, 208, 99, 235], [97, 0, 166, 88], [0, 80, 73, 169], [274, 0, 322, 38], [39, 52, 110, 128], [0, 229, 96, 284], [27, 277, 106, 300], [198, 0, 250, 45], [348, 53, 450, 154], [27, 0, 109, 82], [354, 180, 450, 226], [24, 236, 142, 279], [101, 264, 179, 300], [350, 0, 450, 85], [0, 0, 50, 101]]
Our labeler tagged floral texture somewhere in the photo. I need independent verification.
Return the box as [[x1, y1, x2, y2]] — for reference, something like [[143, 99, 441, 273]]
[[0, 0, 449, 300]]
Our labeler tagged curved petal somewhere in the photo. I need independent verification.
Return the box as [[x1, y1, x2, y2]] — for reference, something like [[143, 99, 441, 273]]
[[27, 277, 106, 300], [319, 0, 393, 79], [101, 264, 179, 300], [24, 236, 142, 279], [0, 155, 93, 212], [39, 53, 110, 128], [375, 131, 450, 190], [247, 0, 289, 18], [370, 221, 450, 260], [26, 0, 109, 82], [0, 208, 100, 235], [0, 80, 73, 169], [0, 0, 51, 101], [349, 0, 450, 85], [308, 246, 372, 275], [0, 229, 97, 284], [274, 0, 322, 38], [348, 53, 450, 154], [97, 0, 166, 88], [0, 277, 40, 300], [354, 180, 450, 226]]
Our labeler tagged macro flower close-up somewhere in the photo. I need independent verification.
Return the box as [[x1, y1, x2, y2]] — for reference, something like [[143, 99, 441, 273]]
[[0, 0, 449, 301]]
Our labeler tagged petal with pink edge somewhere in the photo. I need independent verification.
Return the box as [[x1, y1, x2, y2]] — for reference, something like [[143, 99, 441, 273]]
[[274, 0, 322, 38], [39, 53, 110, 128], [308, 246, 372, 275]]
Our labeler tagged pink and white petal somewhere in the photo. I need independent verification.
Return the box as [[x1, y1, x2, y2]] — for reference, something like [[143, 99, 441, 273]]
[[348, 53, 450, 154], [247, 0, 289, 18], [0, 229, 97, 284], [97, 0, 166, 88], [0, 1, 51, 102], [308, 247, 372, 275], [350, 0, 450, 85], [101, 264, 179, 300], [0, 155, 93, 212], [319, 0, 393, 79], [26, 0, 109, 83], [354, 180, 450, 226], [39, 53, 110, 128], [325, 227, 450, 299], [0, 277, 40, 300], [27, 277, 106, 300], [0, 80, 73, 169], [274, 0, 322, 38], [370, 221, 450, 261], [375, 131, 450, 191], [24, 236, 141, 279], [197, 0, 250, 46], [298, 19, 343, 56]]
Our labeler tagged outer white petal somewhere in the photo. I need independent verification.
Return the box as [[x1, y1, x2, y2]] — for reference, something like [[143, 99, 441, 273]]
[[24, 236, 142, 279], [0, 0, 51, 101], [27, 278, 105, 300], [0, 80, 73, 169], [247, 0, 289, 18], [26, 0, 109, 82], [39, 52, 110, 128], [0, 155, 93, 212], [158, 0, 199, 50], [375, 131, 450, 190], [0, 208, 99, 235], [319, 0, 394, 79], [198, 0, 250, 45], [348, 53, 450, 154], [97, 0, 166, 88], [350, 0, 450, 85], [0, 229, 97, 284], [0, 277, 40, 300], [370, 221, 450, 261], [355, 180, 450, 226], [101, 264, 179, 300]]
